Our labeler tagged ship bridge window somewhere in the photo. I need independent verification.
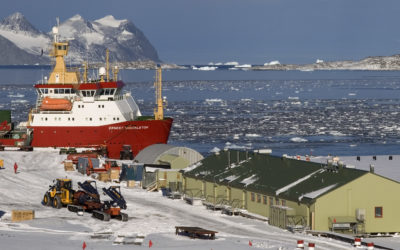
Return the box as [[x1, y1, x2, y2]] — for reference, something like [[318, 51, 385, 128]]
[[102, 89, 115, 96], [81, 90, 95, 97], [54, 89, 58, 94], [65, 89, 70, 94], [39, 88, 49, 94], [59, 89, 64, 94], [57, 45, 67, 50]]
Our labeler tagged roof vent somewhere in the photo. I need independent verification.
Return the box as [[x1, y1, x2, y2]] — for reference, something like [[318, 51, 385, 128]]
[[389, 155, 393, 160], [370, 164, 375, 173], [356, 156, 360, 161], [373, 156, 377, 161]]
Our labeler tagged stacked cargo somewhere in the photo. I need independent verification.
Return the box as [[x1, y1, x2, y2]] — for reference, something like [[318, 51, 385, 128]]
[[64, 160, 74, 171], [0, 110, 12, 137]]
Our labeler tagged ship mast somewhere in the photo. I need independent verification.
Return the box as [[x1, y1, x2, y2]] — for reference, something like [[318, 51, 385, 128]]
[[106, 48, 110, 82], [48, 18, 80, 84], [153, 65, 164, 120]]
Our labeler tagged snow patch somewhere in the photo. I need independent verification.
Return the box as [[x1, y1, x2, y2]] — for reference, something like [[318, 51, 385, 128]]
[[290, 137, 308, 142], [183, 161, 203, 172], [240, 174, 258, 186], [264, 61, 280, 66], [95, 15, 126, 27], [299, 184, 337, 200], [275, 169, 324, 196]]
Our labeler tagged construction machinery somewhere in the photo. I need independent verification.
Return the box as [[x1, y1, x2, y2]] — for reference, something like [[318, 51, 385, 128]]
[[67, 151, 98, 164], [92, 186, 128, 221], [43, 179, 75, 209], [67, 181, 103, 215], [120, 145, 133, 160], [85, 159, 119, 176], [67, 180, 128, 221]]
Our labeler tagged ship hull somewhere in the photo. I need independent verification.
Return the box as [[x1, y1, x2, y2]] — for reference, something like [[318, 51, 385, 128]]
[[30, 118, 173, 158]]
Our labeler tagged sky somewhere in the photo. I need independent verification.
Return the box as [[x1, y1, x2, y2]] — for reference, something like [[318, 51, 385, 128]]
[[1, 0, 400, 64]]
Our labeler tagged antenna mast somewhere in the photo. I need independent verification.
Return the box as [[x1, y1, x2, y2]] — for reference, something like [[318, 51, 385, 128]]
[[153, 65, 164, 120], [106, 48, 110, 82]]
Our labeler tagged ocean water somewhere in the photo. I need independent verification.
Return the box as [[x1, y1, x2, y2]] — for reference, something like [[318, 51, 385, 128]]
[[1, 66, 400, 157]]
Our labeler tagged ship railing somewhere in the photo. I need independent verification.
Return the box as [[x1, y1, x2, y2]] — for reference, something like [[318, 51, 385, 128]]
[[31, 108, 71, 114]]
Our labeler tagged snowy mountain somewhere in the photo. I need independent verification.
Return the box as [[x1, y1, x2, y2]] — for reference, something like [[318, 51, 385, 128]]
[[254, 55, 400, 71], [0, 12, 160, 65]]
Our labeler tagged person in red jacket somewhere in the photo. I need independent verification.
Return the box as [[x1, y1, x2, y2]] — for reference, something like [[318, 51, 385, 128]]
[[14, 162, 18, 174]]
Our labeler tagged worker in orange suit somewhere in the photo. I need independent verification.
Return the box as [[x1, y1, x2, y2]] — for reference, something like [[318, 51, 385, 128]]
[[14, 162, 18, 174]]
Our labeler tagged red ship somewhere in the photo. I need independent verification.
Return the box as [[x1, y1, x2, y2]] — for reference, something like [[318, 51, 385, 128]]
[[1, 25, 172, 158]]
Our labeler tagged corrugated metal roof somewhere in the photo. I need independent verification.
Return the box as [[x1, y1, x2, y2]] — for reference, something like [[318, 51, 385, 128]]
[[184, 150, 368, 203], [134, 144, 203, 166], [135, 144, 175, 164]]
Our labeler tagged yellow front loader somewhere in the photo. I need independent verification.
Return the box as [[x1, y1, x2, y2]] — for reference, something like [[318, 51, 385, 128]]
[[43, 179, 75, 209]]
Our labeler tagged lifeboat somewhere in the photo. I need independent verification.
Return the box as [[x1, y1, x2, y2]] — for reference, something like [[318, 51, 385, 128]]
[[40, 97, 72, 111]]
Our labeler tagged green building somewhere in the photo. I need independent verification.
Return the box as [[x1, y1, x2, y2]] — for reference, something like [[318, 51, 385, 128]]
[[183, 150, 400, 234]]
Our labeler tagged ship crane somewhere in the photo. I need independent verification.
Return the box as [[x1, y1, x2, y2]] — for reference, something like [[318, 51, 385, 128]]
[[154, 65, 164, 120]]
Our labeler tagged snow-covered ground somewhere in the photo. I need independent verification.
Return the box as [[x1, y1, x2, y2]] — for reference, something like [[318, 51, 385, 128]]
[[0, 149, 398, 249]]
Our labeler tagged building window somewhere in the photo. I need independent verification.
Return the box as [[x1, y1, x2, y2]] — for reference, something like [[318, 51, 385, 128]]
[[263, 195, 267, 205], [257, 194, 261, 203], [375, 207, 383, 218], [281, 200, 286, 206], [275, 198, 280, 205], [269, 197, 273, 206], [250, 193, 255, 202], [78, 105, 81, 108], [72, 118, 74, 121]]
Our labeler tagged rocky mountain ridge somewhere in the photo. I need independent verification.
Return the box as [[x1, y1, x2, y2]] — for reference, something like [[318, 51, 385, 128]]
[[0, 12, 160, 65], [253, 55, 400, 71]]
